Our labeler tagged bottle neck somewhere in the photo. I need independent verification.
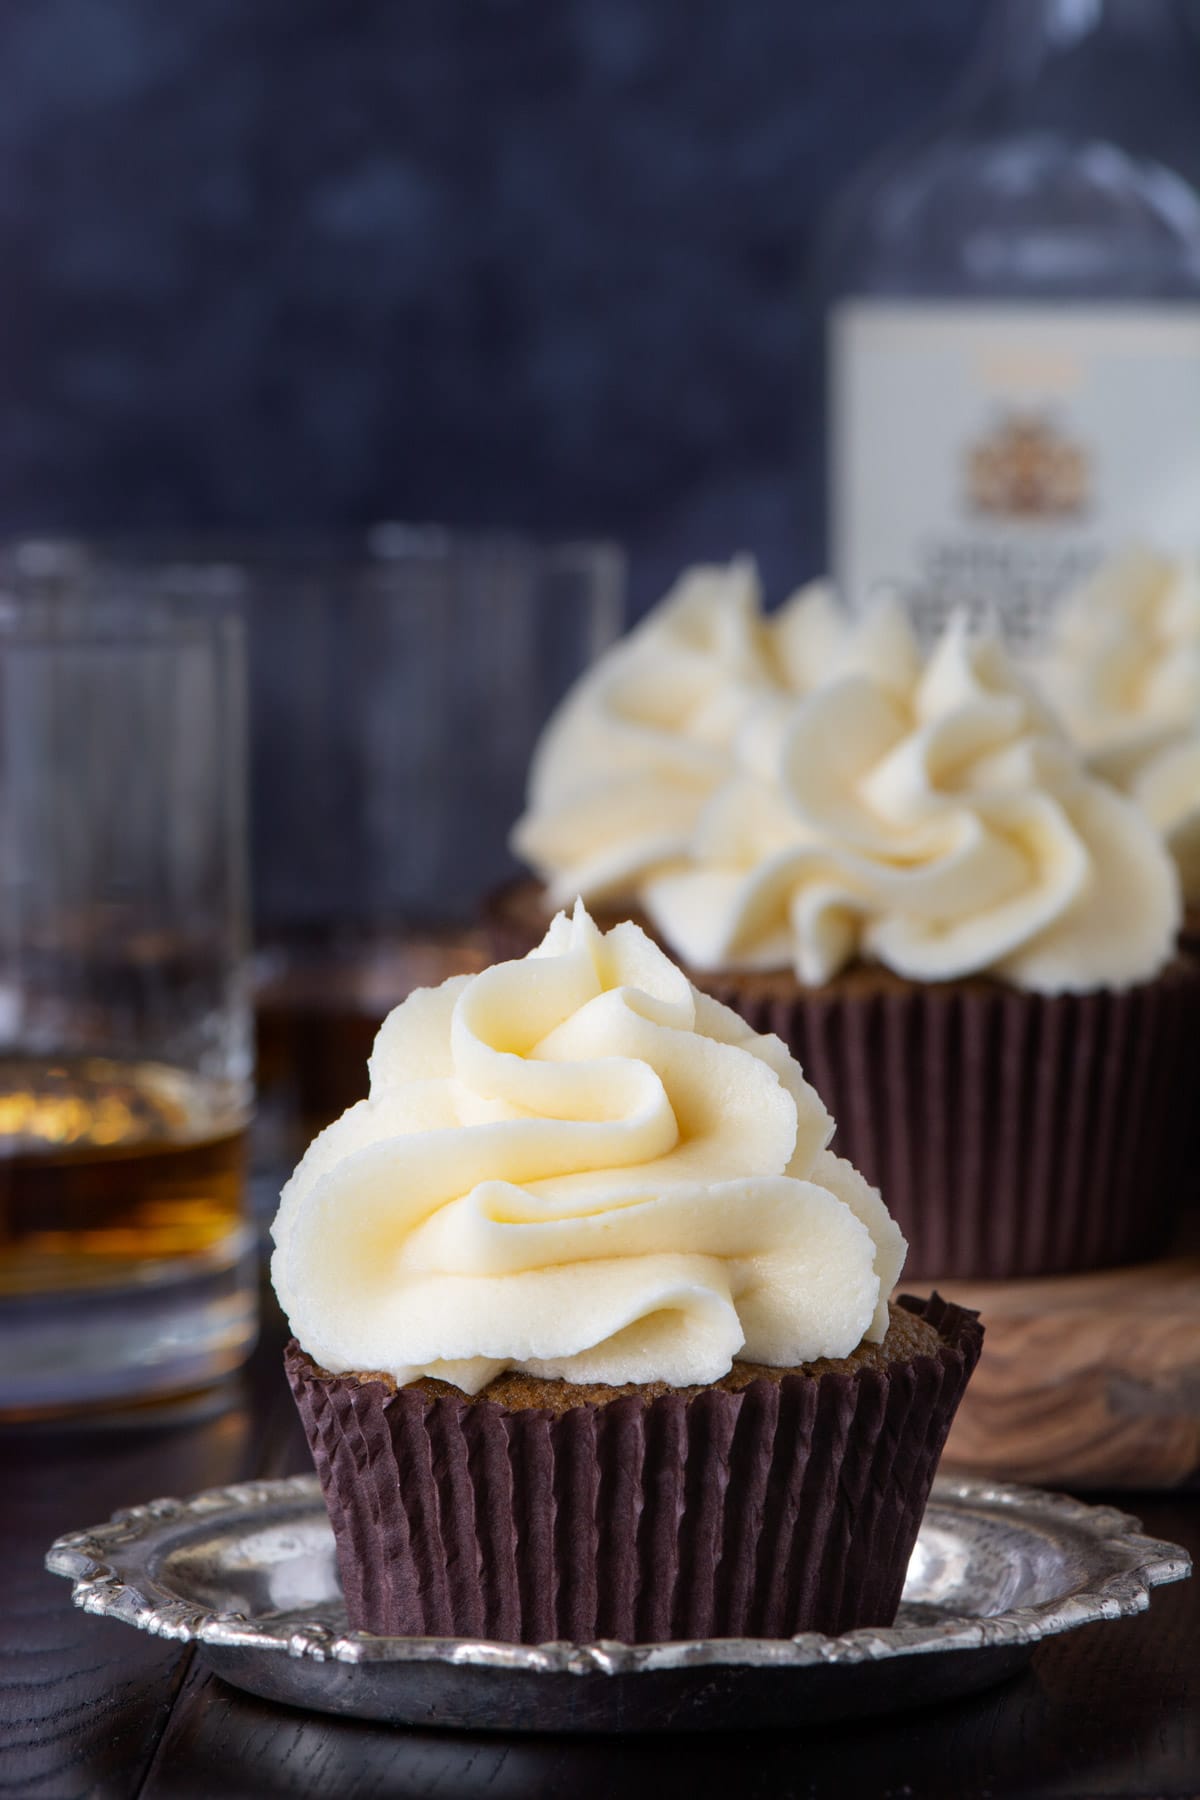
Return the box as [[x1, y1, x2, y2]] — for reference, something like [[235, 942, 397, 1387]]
[[960, 0, 1196, 112]]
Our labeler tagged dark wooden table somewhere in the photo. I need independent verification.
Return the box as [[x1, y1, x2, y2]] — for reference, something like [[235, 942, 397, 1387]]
[[3, 1305, 1197, 1800]]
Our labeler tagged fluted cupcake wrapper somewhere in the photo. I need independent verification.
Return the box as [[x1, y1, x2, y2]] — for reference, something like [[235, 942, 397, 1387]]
[[285, 1293, 982, 1645], [705, 963, 1200, 1280]]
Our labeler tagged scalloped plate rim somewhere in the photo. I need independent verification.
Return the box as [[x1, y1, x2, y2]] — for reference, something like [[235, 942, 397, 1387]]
[[44, 1470, 1190, 1677]]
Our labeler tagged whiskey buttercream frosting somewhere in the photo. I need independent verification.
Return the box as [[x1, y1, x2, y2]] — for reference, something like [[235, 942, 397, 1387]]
[[1034, 549, 1200, 904], [270, 904, 906, 1393], [644, 610, 1179, 991]]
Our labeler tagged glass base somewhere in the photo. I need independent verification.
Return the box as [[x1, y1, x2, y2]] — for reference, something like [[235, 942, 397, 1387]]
[[0, 1224, 259, 1418]]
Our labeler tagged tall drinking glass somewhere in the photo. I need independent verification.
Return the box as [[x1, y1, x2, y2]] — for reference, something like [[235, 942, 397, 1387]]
[[0, 574, 256, 1415]]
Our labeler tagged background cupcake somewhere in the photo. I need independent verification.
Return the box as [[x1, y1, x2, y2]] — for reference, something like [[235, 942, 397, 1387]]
[[1032, 549, 1200, 951], [508, 590, 1196, 1280], [274, 904, 981, 1643]]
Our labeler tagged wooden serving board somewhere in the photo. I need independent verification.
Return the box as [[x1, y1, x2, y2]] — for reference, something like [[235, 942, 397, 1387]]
[[933, 1256, 1200, 1490]]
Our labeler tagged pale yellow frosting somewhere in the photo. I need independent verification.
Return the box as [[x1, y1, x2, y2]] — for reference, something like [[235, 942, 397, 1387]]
[[642, 610, 1179, 991], [512, 558, 859, 908], [270, 905, 905, 1393], [1034, 550, 1200, 904]]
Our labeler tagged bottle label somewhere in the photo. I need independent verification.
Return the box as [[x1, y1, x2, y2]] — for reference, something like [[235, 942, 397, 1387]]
[[830, 300, 1200, 640]]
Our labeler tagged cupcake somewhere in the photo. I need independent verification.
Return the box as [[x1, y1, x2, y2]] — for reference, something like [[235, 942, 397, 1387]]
[[1031, 548, 1200, 952], [505, 580, 1196, 1280], [273, 903, 981, 1643]]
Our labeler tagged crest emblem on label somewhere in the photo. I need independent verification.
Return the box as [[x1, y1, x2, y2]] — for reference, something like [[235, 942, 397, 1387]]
[[967, 414, 1088, 519]]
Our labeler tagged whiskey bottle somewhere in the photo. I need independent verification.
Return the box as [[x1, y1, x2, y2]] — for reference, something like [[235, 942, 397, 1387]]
[[823, 0, 1200, 643]]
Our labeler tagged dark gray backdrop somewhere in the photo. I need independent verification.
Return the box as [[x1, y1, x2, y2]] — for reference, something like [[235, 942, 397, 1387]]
[[3, 1, 1193, 605]]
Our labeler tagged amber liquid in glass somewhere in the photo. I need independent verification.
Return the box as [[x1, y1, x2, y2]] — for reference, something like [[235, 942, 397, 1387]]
[[0, 1055, 248, 1296]]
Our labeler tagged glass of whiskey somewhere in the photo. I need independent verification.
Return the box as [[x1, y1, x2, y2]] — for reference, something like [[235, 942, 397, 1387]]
[[0, 568, 256, 1415]]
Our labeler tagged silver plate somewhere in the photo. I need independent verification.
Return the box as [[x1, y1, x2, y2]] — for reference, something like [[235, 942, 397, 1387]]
[[46, 1473, 1190, 1733]]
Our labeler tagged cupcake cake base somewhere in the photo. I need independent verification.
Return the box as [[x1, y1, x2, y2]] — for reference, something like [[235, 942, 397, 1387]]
[[286, 1293, 982, 1645]]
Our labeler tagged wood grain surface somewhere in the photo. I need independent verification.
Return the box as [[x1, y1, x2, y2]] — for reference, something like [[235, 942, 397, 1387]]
[[937, 1256, 1200, 1489], [2, 1304, 1198, 1800]]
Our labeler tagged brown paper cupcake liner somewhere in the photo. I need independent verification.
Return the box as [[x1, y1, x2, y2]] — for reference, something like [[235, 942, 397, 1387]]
[[705, 962, 1200, 1281], [285, 1293, 982, 1645]]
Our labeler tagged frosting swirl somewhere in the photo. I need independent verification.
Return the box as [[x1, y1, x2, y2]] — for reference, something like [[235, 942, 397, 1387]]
[[513, 558, 857, 908], [1034, 550, 1200, 904], [271, 904, 905, 1393], [642, 611, 1180, 991]]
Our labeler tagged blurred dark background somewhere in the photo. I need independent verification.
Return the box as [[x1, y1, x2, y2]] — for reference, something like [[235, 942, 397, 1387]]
[[2, 0, 1195, 610]]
